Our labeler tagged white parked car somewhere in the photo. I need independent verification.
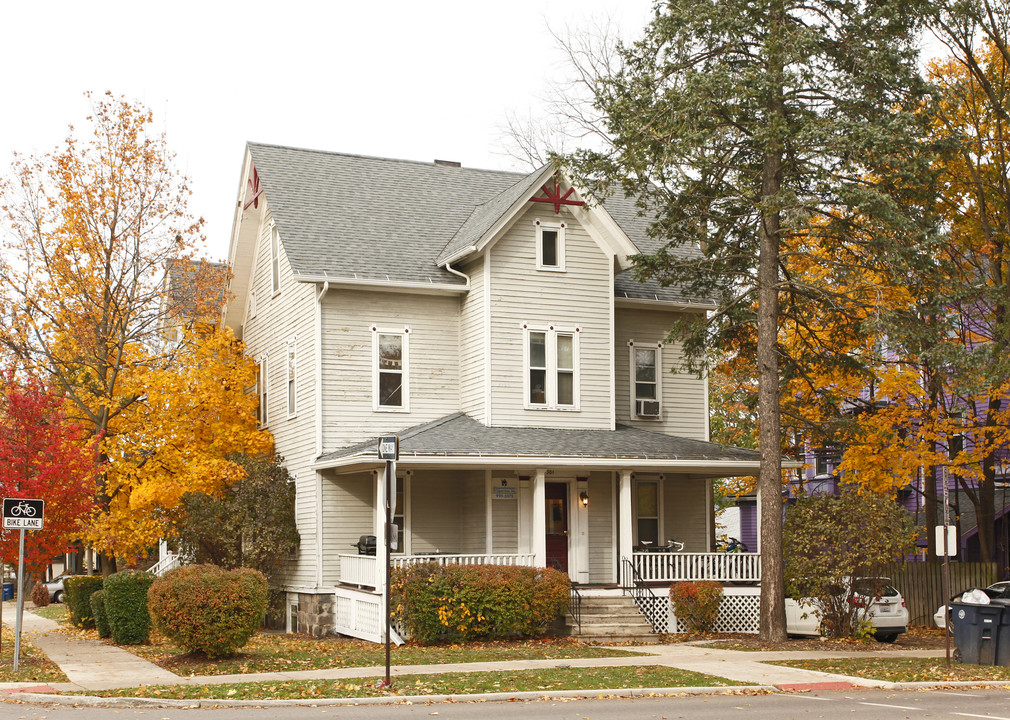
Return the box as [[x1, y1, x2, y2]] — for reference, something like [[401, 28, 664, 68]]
[[933, 581, 1010, 628], [785, 578, 909, 643]]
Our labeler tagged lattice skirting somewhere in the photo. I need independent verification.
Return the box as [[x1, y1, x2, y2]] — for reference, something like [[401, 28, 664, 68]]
[[669, 588, 760, 634]]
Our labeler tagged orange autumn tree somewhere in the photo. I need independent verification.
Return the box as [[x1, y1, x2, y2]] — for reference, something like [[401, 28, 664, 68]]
[[0, 93, 271, 567]]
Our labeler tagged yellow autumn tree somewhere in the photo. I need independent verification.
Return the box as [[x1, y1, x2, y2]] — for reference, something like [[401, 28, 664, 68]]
[[0, 93, 271, 566]]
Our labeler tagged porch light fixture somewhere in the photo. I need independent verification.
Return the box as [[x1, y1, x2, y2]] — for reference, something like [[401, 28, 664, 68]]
[[579, 490, 589, 507]]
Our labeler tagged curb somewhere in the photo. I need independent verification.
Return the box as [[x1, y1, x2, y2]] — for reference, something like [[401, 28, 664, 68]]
[[2, 685, 778, 708]]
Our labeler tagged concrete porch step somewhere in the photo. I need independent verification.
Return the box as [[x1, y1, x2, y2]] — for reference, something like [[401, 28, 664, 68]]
[[566, 594, 657, 642]]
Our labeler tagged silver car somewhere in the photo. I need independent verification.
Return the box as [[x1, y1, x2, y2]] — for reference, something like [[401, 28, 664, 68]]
[[41, 572, 80, 603]]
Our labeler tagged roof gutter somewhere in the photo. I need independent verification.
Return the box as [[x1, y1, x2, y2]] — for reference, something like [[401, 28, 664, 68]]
[[312, 452, 781, 474], [292, 273, 468, 295]]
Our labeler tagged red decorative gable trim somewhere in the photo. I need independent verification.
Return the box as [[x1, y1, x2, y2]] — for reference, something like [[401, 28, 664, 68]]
[[529, 173, 585, 214], [243, 164, 264, 211]]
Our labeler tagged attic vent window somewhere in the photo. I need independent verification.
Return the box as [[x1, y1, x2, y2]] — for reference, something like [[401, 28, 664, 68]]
[[434, 159, 461, 167]]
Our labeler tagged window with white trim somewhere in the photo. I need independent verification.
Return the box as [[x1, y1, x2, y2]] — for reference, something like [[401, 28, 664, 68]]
[[372, 326, 409, 411], [634, 477, 661, 546], [270, 226, 281, 295], [524, 324, 580, 409], [535, 219, 566, 272], [286, 341, 297, 417], [257, 356, 268, 426], [629, 341, 663, 418], [392, 473, 408, 555]]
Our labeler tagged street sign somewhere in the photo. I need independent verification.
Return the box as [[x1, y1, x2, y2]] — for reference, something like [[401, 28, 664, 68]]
[[378, 435, 399, 461], [935, 524, 957, 557], [2, 498, 44, 530]]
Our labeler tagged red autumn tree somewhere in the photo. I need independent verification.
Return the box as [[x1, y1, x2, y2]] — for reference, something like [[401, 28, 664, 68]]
[[0, 375, 97, 579]]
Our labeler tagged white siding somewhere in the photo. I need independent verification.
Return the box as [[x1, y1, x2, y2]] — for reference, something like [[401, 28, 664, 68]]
[[588, 472, 614, 583], [663, 475, 710, 552], [319, 290, 461, 451], [615, 307, 708, 439], [410, 470, 461, 552], [238, 202, 319, 589], [460, 472, 486, 553], [321, 471, 374, 585], [488, 204, 613, 429], [459, 257, 486, 421]]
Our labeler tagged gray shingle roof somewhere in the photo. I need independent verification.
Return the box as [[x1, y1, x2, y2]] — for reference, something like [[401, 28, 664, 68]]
[[316, 413, 762, 466], [247, 143, 713, 304]]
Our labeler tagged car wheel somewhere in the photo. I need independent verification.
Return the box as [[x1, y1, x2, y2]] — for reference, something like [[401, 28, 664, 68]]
[[52, 590, 63, 604], [874, 632, 898, 643], [953, 647, 962, 663]]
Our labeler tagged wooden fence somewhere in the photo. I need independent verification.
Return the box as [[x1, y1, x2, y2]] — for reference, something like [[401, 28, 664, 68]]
[[880, 562, 999, 626]]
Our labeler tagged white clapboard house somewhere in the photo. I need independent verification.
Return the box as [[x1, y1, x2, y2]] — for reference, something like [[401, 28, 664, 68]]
[[223, 143, 765, 641]]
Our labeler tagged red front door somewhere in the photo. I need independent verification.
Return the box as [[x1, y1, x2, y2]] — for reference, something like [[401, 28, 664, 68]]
[[545, 482, 569, 573]]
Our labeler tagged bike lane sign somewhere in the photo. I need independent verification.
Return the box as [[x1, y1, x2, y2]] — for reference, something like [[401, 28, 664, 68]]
[[2, 498, 44, 530]]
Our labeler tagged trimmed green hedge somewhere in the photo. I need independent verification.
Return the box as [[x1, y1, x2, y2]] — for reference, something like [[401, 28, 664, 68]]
[[148, 565, 268, 658], [104, 570, 153, 644], [390, 563, 570, 644], [64, 576, 104, 628], [90, 589, 111, 638]]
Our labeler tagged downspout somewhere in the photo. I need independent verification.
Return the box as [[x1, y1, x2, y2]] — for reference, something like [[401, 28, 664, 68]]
[[315, 281, 329, 589], [443, 262, 471, 289]]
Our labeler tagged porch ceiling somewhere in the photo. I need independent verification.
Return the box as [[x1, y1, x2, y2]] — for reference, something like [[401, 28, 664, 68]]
[[313, 412, 778, 475]]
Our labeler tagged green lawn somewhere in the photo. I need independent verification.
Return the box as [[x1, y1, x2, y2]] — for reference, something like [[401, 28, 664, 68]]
[[32, 604, 68, 621], [772, 656, 1010, 682], [0, 624, 68, 684], [125, 633, 644, 676], [73, 665, 747, 700]]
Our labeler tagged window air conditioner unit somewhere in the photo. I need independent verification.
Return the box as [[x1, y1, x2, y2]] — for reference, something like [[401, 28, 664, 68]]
[[636, 400, 661, 417]]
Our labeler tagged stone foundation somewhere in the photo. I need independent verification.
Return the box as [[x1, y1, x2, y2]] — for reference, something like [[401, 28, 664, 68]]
[[292, 592, 335, 637]]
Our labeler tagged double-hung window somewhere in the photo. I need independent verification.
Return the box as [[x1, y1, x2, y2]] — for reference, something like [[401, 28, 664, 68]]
[[256, 356, 268, 426], [524, 324, 580, 410], [270, 226, 281, 295], [286, 341, 297, 417], [535, 219, 566, 272], [630, 341, 662, 418], [635, 478, 661, 546], [372, 326, 409, 411]]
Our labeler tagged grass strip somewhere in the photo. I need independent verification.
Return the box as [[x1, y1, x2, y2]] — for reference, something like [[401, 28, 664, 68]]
[[32, 604, 68, 621], [772, 656, 1010, 683], [124, 635, 643, 676], [0, 623, 68, 683], [72, 665, 747, 700]]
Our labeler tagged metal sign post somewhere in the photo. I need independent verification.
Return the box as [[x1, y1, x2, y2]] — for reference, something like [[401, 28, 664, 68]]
[[2, 498, 45, 672], [941, 466, 953, 669], [377, 436, 398, 690]]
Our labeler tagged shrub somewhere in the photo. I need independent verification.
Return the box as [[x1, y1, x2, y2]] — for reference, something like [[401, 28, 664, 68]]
[[30, 582, 50, 608], [103, 570, 154, 644], [390, 563, 570, 644], [64, 575, 104, 628], [148, 564, 268, 658], [670, 581, 723, 633], [91, 589, 111, 638]]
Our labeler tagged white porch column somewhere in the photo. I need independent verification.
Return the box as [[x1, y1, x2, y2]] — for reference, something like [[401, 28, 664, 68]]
[[374, 468, 389, 594], [575, 478, 590, 584], [618, 469, 634, 580], [532, 468, 547, 567]]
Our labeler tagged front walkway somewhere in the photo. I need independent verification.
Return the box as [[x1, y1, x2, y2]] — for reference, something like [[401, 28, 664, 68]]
[[0, 605, 948, 701]]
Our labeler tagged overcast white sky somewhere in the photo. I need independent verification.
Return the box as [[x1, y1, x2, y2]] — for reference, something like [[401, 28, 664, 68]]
[[2, 0, 654, 259]]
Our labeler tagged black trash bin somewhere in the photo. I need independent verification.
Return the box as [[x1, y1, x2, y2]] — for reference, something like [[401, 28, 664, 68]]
[[951, 600, 1005, 664]]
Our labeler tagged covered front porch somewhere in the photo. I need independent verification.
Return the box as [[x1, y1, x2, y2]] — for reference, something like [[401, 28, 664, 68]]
[[311, 413, 765, 641]]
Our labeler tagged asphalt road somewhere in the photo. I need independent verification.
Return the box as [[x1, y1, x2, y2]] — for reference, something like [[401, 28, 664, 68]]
[[3, 688, 1010, 720]]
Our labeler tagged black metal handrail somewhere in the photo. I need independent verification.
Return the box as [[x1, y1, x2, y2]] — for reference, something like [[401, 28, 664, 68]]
[[569, 585, 583, 633], [621, 556, 663, 633]]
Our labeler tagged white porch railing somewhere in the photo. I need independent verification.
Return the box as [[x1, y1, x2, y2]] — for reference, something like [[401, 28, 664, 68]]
[[148, 552, 181, 577], [338, 553, 536, 589], [633, 552, 761, 583]]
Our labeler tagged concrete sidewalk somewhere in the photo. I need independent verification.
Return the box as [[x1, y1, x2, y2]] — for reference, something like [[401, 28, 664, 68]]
[[0, 605, 947, 697]]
